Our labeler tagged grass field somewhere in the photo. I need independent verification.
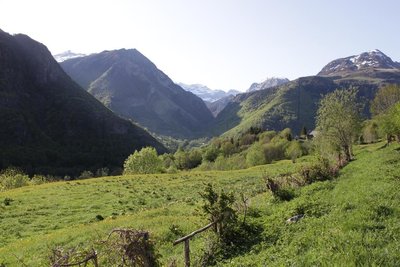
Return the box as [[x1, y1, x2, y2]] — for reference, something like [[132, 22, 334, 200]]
[[1, 142, 400, 266]]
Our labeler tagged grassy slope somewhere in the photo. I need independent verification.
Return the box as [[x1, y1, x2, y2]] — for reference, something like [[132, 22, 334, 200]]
[[0, 161, 296, 266], [222, 142, 400, 266], [1, 143, 400, 266]]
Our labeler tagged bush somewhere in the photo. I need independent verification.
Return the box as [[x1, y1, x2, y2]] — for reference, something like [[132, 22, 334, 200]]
[[298, 158, 338, 184], [30, 174, 47, 185], [263, 142, 286, 163], [286, 141, 303, 162], [202, 146, 219, 162], [123, 147, 162, 175], [246, 142, 266, 167], [0, 168, 29, 191], [78, 170, 94, 179]]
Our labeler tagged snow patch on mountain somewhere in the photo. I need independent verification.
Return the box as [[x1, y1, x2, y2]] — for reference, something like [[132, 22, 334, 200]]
[[247, 77, 290, 92], [178, 83, 240, 102], [53, 50, 86, 62]]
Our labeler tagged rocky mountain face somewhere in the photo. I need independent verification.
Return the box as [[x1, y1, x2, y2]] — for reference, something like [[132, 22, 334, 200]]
[[0, 29, 165, 176], [53, 50, 86, 62], [247, 77, 289, 92], [318, 49, 400, 77], [205, 95, 235, 117], [211, 50, 400, 137], [61, 50, 214, 138], [178, 83, 240, 102]]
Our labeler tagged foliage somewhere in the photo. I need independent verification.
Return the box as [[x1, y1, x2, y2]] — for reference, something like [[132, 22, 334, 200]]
[[246, 142, 266, 167], [78, 170, 94, 179], [377, 102, 400, 143], [0, 168, 29, 191], [361, 120, 379, 144], [285, 141, 303, 162], [123, 147, 162, 175], [199, 183, 237, 236], [297, 158, 338, 184], [316, 88, 362, 162], [370, 84, 400, 115]]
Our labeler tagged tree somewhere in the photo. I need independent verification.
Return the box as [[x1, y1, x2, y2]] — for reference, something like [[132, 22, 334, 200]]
[[246, 142, 266, 166], [370, 84, 400, 116], [285, 141, 303, 163], [362, 120, 379, 144], [316, 88, 362, 162], [123, 147, 162, 174], [379, 102, 400, 144]]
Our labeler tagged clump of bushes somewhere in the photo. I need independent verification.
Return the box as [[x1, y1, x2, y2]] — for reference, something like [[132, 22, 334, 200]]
[[298, 158, 338, 184], [0, 167, 29, 191]]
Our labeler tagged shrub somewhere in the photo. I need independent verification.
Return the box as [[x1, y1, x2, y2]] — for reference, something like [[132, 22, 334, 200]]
[[202, 146, 220, 162], [123, 147, 162, 174], [286, 141, 303, 162], [96, 167, 109, 177], [78, 170, 94, 179], [246, 142, 266, 167], [30, 174, 47, 185], [263, 142, 286, 163], [0, 168, 29, 191], [298, 158, 338, 184]]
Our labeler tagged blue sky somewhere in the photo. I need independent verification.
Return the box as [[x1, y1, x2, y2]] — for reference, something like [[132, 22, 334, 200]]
[[1, 0, 399, 91]]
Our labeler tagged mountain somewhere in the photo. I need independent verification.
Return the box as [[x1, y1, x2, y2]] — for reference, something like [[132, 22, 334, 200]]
[[178, 83, 240, 102], [61, 50, 214, 139], [247, 77, 289, 92], [53, 50, 86, 62], [0, 29, 165, 176], [318, 49, 400, 77], [211, 50, 400, 137], [205, 95, 235, 117]]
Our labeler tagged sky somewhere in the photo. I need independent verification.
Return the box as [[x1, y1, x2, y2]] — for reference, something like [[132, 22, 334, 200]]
[[1, 0, 400, 91]]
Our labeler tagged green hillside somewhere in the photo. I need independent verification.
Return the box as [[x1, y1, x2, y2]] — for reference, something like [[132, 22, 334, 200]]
[[1, 142, 399, 265]]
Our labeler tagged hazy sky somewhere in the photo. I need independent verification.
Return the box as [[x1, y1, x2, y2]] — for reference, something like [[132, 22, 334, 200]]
[[1, 0, 400, 91]]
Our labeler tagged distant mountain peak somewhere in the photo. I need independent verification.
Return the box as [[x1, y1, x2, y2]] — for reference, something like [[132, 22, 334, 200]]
[[318, 50, 400, 76], [247, 77, 289, 92], [178, 83, 240, 103], [53, 50, 86, 62]]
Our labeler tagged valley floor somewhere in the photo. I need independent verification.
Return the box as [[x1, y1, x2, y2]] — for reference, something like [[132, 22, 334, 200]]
[[0, 142, 399, 266]]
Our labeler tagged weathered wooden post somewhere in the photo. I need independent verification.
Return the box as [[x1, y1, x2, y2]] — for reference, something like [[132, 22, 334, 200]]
[[173, 221, 217, 267]]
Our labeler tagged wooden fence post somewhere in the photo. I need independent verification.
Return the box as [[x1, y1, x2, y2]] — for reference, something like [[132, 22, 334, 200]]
[[173, 221, 217, 267], [184, 239, 190, 267]]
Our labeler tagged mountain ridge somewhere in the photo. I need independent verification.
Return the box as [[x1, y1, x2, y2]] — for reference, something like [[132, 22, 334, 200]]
[[0, 29, 165, 176], [61, 49, 215, 139]]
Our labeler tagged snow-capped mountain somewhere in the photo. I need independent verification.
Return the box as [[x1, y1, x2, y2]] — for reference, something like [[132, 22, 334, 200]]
[[178, 83, 240, 102], [318, 49, 400, 76], [53, 50, 86, 62], [247, 77, 289, 92]]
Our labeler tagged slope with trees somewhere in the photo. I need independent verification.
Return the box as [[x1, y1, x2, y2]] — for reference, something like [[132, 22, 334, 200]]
[[0, 29, 165, 176]]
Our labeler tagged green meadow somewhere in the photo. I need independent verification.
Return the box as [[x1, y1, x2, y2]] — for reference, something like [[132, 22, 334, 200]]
[[1, 142, 400, 266]]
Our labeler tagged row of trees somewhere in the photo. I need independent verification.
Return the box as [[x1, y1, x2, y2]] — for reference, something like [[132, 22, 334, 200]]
[[123, 128, 310, 175], [315, 84, 400, 165]]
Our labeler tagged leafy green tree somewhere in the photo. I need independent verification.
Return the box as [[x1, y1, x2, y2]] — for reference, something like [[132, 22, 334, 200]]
[[286, 141, 303, 162], [379, 103, 400, 143], [362, 120, 379, 144], [188, 149, 203, 168], [246, 142, 266, 167], [203, 146, 220, 162], [371, 84, 400, 116], [221, 141, 235, 157], [316, 88, 362, 162], [123, 147, 162, 174]]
